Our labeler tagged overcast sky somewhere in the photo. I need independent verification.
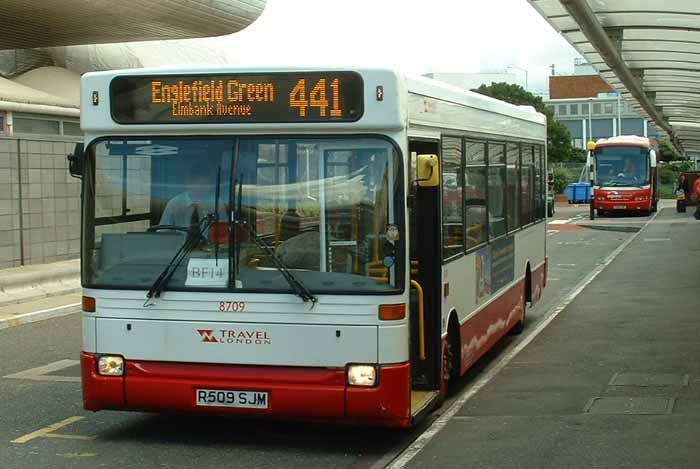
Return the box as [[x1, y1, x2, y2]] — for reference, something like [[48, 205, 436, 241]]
[[220, 0, 582, 95]]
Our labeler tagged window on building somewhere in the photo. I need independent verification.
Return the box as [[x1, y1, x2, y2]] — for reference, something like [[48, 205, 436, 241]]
[[593, 103, 602, 114], [488, 142, 506, 240], [63, 121, 82, 136], [581, 103, 589, 115], [464, 140, 487, 250], [442, 136, 463, 259], [14, 117, 60, 135], [604, 103, 613, 114], [558, 105, 568, 116], [506, 143, 520, 233], [569, 104, 578, 115]]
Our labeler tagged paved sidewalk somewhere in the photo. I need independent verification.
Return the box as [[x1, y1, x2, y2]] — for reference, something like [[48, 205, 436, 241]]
[[0, 258, 79, 306], [409, 207, 700, 468]]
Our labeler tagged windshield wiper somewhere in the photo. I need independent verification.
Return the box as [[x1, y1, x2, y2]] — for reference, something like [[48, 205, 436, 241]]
[[233, 180, 317, 306], [144, 216, 214, 307]]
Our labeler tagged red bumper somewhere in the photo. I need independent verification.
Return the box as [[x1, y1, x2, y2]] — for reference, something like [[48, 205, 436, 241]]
[[81, 352, 410, 428], [595, 199, 651, 211]]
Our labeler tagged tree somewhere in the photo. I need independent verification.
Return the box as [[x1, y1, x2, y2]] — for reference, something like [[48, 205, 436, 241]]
[[472, 82, 578, 162], [657, 139, 680, 161]]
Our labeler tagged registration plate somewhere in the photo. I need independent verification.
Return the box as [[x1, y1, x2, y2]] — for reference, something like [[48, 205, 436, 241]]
[[195, 389, 268, 409], [613, 205, 626, 209]]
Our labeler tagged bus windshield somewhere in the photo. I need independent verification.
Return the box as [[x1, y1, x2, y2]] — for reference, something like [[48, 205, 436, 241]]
[[82, 136, 403, 295], [595, 146, 648, 187]]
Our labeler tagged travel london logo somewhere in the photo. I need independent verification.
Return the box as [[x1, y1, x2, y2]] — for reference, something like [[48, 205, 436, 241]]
[[196, 329, 272, 345]]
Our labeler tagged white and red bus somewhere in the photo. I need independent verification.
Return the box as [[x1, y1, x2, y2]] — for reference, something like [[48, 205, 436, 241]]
[[588, 135, 659, 217], [71, 67, 547, 428]]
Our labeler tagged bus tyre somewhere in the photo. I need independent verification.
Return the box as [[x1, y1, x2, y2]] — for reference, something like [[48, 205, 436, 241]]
[[442, 322, 460, 390]]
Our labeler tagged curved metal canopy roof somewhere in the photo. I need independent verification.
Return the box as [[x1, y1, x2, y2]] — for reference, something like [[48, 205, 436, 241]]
[[529, 0, 700, 158], [0, 0, 266, 50]]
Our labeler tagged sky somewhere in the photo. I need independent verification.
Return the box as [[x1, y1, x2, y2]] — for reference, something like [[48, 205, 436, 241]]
[[217, 0, 583, 95]]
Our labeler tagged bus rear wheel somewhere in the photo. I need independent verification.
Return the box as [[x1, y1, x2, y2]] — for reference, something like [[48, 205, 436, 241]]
[[442, 321, 460, 391]]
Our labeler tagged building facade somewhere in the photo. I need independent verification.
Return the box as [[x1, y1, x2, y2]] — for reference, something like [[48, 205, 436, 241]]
[[0, 68, 81, 268], [544, 67, 658, 150]]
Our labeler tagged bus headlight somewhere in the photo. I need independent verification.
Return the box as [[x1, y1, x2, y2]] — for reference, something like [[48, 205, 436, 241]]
[[98, 355, 124, 376], [347, 364, 377, 387]]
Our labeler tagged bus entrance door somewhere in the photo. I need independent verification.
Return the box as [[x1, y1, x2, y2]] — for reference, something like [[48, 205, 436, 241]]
[[407, 141, 443, 416]]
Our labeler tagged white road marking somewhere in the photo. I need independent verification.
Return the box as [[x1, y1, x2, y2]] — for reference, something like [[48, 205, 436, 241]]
[[549, 218, 573, 225], [4, 359, 81, 383], [643, 238, 670, 242], [387, 208, 660, 468]]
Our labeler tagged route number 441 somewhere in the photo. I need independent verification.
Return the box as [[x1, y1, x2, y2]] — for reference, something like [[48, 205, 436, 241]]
[[289, 78, 343, 118]]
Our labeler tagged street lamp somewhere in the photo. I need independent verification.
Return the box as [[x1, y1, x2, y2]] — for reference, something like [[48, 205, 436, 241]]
[[588, 97, 593, 144], [506, 65, 528, 90]]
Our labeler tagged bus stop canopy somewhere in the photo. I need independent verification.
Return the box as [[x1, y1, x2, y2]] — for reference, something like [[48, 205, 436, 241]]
[[529, 0, 700, 159], [0, 0, 266, 50]]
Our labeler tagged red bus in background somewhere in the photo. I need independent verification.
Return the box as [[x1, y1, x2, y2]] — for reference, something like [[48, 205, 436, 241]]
[[588, 136, 658, 217]]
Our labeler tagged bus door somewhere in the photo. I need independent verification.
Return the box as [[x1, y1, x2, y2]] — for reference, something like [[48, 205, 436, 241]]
[[407, 140, 443, 412]]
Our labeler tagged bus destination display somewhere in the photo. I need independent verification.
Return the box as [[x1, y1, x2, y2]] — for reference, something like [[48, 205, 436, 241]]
[[110, 72, 364, 124]]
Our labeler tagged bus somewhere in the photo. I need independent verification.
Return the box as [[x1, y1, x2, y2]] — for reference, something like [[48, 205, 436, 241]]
[[71, 67, 548, 428], [587, 135, 659, 217]]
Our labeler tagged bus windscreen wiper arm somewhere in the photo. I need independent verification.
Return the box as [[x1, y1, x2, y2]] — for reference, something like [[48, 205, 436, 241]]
[[235, 217, 317, 305], [144, 216, 213, 307]]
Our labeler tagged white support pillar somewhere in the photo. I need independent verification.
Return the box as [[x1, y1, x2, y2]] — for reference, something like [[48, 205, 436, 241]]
[[612, 118, 617, 138], [582, 119, 587, 148], [643, 119, 648, 137]]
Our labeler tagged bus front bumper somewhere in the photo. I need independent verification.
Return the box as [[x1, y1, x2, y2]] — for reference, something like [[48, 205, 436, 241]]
[[594, 199, 652, 211], [81, 352, 411, 428]]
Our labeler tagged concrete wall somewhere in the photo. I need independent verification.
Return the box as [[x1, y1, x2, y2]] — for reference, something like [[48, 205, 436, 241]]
[[0, 136, 81, 268]]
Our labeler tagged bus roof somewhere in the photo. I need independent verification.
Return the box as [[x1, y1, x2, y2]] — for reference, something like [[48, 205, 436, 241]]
[[594, 135, 651, 148], [406, 75, 545, 126]]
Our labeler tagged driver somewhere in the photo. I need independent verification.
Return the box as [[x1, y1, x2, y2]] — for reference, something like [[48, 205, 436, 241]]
[[159, 167, 216, 229], [617, 158, 637, 179]]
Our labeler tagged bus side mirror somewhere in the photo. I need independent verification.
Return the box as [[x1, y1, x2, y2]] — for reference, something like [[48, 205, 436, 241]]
[[67, 143, 85, 178], [416, 154, 439, 187]]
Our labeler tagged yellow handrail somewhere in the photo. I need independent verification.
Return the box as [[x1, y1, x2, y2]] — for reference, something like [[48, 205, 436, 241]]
[[410, 279, 426, 361]]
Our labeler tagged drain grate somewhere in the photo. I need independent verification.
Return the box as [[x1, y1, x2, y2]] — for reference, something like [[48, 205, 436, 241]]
[[609, 372, 689, 387], [584, 397, 675, 415]]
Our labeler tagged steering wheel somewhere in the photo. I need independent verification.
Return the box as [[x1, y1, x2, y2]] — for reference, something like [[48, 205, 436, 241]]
[[147, 225, 191, 234]]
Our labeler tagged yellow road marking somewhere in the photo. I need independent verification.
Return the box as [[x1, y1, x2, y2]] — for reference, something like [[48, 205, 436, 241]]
[[43, 433, 96, 441], [12, 416, 84, 444]]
